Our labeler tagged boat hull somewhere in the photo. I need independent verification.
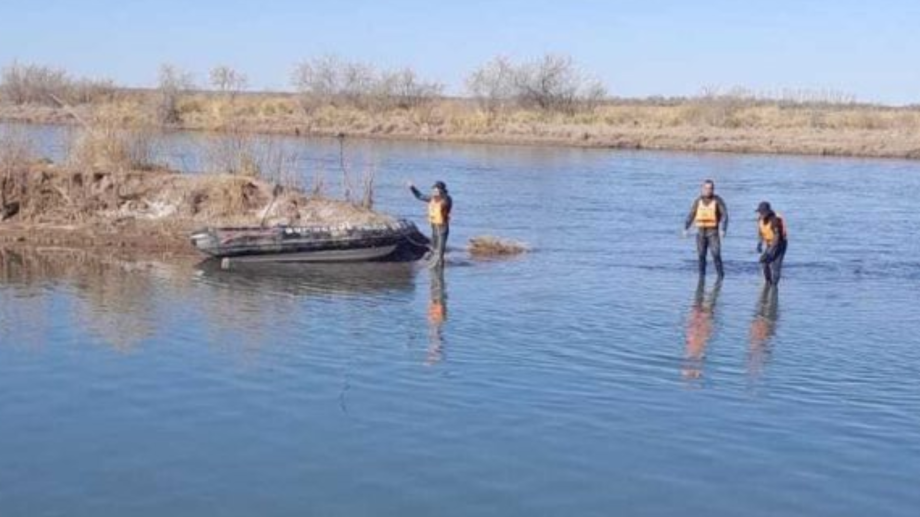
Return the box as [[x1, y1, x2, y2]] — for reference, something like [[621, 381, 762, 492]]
[[190, 220, 430, 263]]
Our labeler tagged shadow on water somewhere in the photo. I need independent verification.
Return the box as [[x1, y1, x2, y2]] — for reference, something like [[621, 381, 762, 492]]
[[748, 284, 780, 380], [682, 277, 723, 383]]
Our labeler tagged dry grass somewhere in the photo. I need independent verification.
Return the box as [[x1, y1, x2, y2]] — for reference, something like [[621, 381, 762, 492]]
[[3, 90, 920, 159], [65, 105, 160, 172], [468, 236, 529, 258]]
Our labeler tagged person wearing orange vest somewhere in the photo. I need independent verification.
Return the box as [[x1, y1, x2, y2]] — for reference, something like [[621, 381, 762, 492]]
[[684, 179, 729, 279], [408, 180, 453, 268], [755, 201, 788, 285]]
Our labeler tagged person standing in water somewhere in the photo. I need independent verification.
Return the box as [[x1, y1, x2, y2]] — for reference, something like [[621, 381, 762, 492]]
[[755, 201, 788, 285], [684, 179, 729, 279], [407, 180, 452, 268]]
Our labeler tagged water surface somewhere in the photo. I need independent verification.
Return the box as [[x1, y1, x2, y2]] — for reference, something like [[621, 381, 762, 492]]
[[1, 125, 919, 516]]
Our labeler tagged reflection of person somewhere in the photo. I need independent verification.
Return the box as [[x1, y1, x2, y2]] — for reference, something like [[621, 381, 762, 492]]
[[684, 180, 729, 279], [426, 268, 448, 365], [748, 284, 780, 378], [755, 201, 788, 285], [407, 180, 452, 269], [683, 278, 722, 380]]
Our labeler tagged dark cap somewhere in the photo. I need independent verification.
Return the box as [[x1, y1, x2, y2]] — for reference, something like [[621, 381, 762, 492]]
[[432, 181, 447, 192], [755, 201, 772, 214]]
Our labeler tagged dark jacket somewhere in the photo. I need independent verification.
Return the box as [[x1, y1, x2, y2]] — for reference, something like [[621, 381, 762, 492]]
[[411, 186, 453, 225]]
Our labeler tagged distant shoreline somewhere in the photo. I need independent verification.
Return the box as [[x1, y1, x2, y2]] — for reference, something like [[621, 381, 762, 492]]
[[2, 96, 920, 161]]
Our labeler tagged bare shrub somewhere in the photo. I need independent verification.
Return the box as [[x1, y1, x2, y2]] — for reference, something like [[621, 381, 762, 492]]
[[514, 54, 607, 113], [466, 54, 607, 114], [357, 166, 376, 209], [67, 108, 160, 172], [376, 68, 444, 110], [468, 236, 529, 257], [155, 64, 195, 125], [466, 56, 517, 114], [209, 65, 249, 98], [0, 127, 35, 218], [204, 117, 301, 183], [0, 61, 115, 106], [292, 55, 374, 110], [0, 126, 34, 174], [291, 55, 443, 112]]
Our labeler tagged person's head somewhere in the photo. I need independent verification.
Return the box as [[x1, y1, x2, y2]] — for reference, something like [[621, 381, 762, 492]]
[[701, 180, 715, 199], [431, 181, 447, 198], [755, 201, 772, 219]]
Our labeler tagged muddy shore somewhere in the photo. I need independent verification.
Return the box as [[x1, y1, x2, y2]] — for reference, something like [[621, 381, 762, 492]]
[[0, 164, 392, 257]]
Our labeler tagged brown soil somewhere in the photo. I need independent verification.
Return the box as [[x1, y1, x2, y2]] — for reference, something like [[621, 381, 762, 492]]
[[0, 163, 393, 255]]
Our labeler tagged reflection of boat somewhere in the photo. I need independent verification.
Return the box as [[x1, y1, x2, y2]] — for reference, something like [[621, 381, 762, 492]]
[[190, 219, 430, 263], [194, 260, 418, 297]]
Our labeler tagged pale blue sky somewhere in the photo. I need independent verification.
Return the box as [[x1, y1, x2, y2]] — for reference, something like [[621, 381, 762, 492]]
[[1, 0, 918, 104]]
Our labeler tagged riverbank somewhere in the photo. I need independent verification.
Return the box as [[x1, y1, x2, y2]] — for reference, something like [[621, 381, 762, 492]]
[[0, 162, 392, 256], [3, 95, 920, 160]]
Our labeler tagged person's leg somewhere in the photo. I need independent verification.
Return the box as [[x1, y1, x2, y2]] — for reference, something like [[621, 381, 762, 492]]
[[696, 231, 709, 277], [430, 224, 448, 268], [771, 241, 787, 285], [439, 226, 449, 265], [762, 255, 773, 284], [710, 230, 724, 279], [429, 224, 440, 261]]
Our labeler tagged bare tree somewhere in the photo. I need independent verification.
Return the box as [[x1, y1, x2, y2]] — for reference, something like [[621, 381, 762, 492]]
[[291, 55, 442, 111], [514, 54, 607, 113], [466, 54, 607, 114], [291, 55, 358, 110], [209, 65, 248, 98], [0, 61, 114, 106], [466, 56, 516, 113], [156, 64, 195, 125], [377, 68, 444, 109]]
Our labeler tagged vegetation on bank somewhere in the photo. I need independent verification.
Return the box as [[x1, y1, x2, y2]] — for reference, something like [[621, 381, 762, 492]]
[[468, 236, 529, 258], [1, 58, 919, 160], [0, 113, 387, 252]]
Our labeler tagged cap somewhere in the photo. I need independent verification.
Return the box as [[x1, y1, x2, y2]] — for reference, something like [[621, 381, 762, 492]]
[[755, 201, 772, 214], [432, 181, 447, 192]]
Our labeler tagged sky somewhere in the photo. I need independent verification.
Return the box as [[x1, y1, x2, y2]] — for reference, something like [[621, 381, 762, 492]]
[[1, 0, 918, 105]]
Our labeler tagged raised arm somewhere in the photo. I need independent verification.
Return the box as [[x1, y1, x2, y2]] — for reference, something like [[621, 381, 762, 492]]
[[410, 185, 431, 203]]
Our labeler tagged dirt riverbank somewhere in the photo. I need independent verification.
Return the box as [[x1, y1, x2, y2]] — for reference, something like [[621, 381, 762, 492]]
[[0, 163, 393, 256]]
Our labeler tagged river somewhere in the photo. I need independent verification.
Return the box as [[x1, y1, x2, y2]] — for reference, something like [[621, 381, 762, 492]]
[[1, 124, 919, 516]]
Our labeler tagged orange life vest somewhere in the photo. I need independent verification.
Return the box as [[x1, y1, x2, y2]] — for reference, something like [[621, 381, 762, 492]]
[[428, 198, 448, 225], [759, 213, 787, 244], [695, 199, 718, 229]]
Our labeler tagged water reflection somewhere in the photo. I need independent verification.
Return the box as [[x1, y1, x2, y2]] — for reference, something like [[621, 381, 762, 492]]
[[426, 268, 448, 365], [682, 278, 722, 381], [0, 247, 191, 351], [0, 248, 418, 353], [194, 260, 417, 298], [748, 284, 780, 379]]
